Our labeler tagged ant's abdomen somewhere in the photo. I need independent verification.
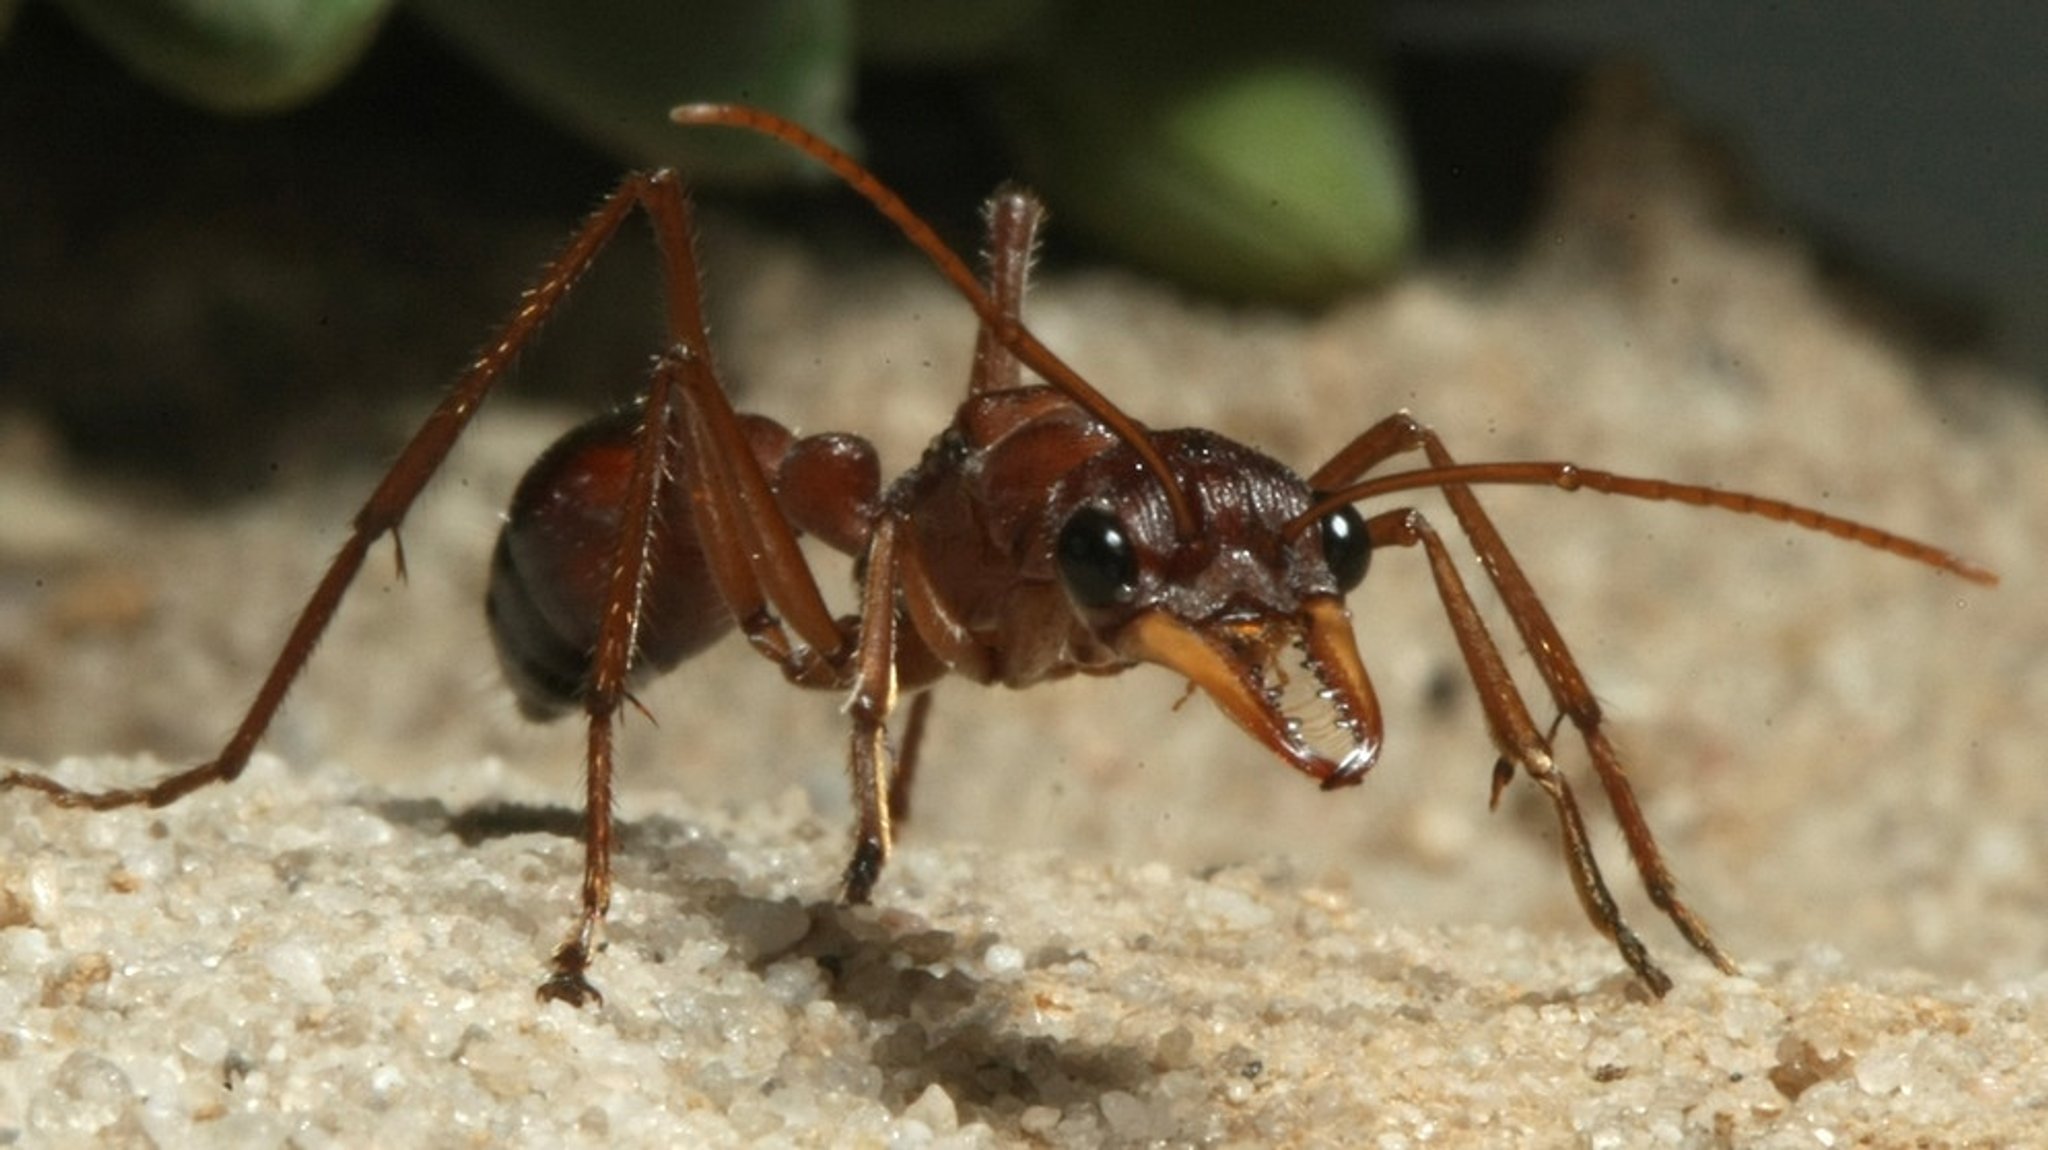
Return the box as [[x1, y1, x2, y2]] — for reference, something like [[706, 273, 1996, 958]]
[[486, 408, 733, 720]]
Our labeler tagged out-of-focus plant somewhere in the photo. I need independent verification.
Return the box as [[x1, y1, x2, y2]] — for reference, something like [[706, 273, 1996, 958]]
[[48, 0, 395, 113], [993, 1, 1412, 305], [410, 0, 860, 184], [38, 0, 1413, 304]]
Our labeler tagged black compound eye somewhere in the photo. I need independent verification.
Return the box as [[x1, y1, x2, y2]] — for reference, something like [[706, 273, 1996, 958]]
[[1056, 506, 1139, 609], [1319, 503, 1372, 593]]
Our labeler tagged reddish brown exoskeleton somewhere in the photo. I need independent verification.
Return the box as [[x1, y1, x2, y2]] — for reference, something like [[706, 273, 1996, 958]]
[[4, 105, 1997, 1004]]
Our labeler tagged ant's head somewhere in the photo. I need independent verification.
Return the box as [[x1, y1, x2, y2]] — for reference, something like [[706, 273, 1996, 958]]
[[1047, 430, 1384, 787]]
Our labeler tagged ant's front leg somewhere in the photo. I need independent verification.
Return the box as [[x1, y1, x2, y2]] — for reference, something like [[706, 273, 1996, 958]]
[[839, 518, 913, 904], [829, 185, 1046, 895], [1312, 412, 1738, 992], [1361, 506, 1674, 996], [828, 506, 968, 904]]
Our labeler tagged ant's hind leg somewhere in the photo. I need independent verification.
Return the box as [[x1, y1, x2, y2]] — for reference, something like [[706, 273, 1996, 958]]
[[3, 172, 673, 818]]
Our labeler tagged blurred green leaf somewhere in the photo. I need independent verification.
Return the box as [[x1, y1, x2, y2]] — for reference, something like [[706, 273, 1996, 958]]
[[34, 0, 1412, 304], [53, 0, 393, 113], [410, 0, 857, 183], [999, 1, 1413, 304]]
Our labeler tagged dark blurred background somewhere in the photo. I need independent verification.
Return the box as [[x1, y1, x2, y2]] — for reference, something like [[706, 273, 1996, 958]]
[[2, 3, 2041, 494]]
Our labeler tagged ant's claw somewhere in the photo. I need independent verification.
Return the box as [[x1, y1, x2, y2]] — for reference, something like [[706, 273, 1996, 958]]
[[537, 944, 605, 1008], [536, 972, 604, 1009], [1489, 756, 1515, 810], [841, 839, 886, 905]]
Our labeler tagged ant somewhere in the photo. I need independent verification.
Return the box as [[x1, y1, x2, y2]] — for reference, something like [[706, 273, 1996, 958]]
[[5, 105, 1996, 1006]]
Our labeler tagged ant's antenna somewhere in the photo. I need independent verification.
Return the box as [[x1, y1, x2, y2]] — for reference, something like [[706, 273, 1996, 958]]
[[1291, 462, 1997, 585]]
